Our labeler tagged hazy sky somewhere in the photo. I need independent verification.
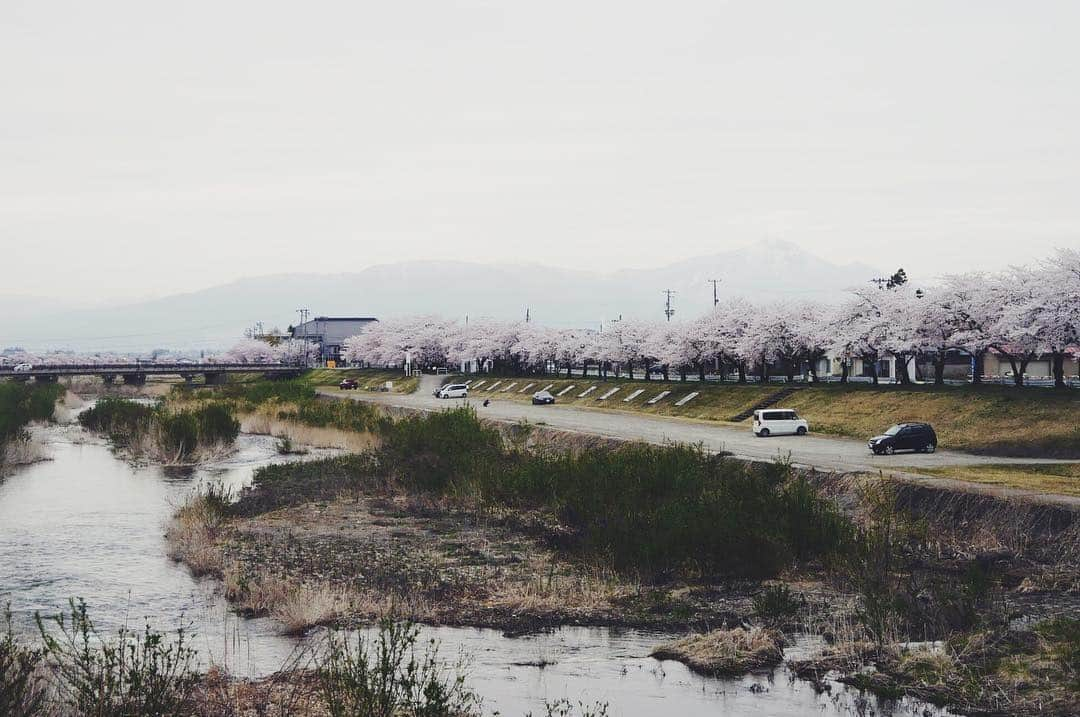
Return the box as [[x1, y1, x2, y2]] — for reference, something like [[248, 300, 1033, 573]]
[[3, 1, 1079, 304]]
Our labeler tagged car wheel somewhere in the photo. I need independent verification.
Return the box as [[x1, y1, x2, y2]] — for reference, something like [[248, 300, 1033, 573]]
[[759, 428, 770, 437], [884, 445, 895, 455], [926, 443, 936, 453], [796, 426, 807, 436]]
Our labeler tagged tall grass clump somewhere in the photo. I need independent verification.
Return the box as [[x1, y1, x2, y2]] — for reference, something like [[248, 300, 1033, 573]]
[[0, 605, 47, 717], [79, 399, 239, 462], [0, 382, 64, 464], [317, 621, 480, 717], [35, 599, 199, 717], [166, 483, 234, 575]]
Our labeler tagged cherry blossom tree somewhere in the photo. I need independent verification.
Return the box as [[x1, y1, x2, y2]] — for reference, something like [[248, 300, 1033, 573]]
[[277, 339, 320, 366], [221, 339, 279, 364]]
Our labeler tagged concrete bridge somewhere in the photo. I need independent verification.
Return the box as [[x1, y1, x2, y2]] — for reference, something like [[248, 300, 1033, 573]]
[[0, 362, 303, 385]]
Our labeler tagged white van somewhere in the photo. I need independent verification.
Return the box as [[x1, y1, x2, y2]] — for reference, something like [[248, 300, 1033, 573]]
[[752, 408, 808, 437], [437, 383, 468, 399]]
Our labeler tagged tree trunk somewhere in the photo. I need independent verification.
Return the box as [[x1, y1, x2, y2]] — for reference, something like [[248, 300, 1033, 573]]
[[840, 361, 849, 384], [896, 355, 910, 385], [934, 354, 946, 385], [760, 354, 770, 383], [679, 366, 687, 382], [1006, 355, 1030, 386], [643, 361, 650, 381], [1052, 351, 1066, 388], [627, 362, 633, 380], [971, 350, 985, 385], [698, 362, 706, 381], [737, 362, 747, 384], [663, 366, 670, 381], [866, 357, 879, 386]]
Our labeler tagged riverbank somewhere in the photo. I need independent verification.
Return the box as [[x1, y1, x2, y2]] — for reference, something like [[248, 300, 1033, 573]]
[[163, 392, 1079, 715]]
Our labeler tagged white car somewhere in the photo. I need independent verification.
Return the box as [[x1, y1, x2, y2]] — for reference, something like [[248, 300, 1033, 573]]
[[752, 408, 808, 437], [436, 383, 468, 399], [12, 363, 33, 373]]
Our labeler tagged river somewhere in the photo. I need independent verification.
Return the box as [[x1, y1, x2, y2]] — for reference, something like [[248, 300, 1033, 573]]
[[0, 421, 955, 716]]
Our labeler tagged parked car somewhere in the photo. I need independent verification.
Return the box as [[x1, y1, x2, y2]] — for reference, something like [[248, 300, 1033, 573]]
[[531, 390, 556, 405], [647, 365, 665, 376], [437, 384, 468, 399], [339, 378, 359, 390], [12, 363, 33, 373], [868, 423, 937, 454], [752, 408, 808, 437]]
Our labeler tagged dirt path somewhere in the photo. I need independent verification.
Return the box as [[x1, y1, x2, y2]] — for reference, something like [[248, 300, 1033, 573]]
[[321, 376, 1080, 508]]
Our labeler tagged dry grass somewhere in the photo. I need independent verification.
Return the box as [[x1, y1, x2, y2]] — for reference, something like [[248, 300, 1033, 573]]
[[484, 564, 627, 616], [651, 626, 784, 675], [240, 407, 379, 452], [898, 463, 1080, 497], [126, 428, 235, 466], [221, 567, 355, 634], [166, 490, 232, 575], [0, 431, 46, 470]]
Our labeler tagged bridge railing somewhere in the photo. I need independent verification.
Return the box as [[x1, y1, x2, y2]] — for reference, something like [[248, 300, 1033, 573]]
[[0, 362, 306, 374]]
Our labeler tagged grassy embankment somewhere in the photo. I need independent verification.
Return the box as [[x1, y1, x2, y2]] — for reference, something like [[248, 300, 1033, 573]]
[[459, 375, 1080, 460], [302, 368, 419, 394], [900, 463, 1080, 498], [0, 382, 65, 469]]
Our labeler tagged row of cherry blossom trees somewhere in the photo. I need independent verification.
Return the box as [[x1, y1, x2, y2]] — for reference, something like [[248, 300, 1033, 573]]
[[216, 338, 321, 365], [339, 250, 1079, 387]]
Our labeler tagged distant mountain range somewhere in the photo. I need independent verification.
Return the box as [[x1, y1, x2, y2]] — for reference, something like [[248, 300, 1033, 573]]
[[2, 241, 879, 352]]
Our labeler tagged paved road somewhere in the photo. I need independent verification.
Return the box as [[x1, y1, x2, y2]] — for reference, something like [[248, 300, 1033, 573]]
[[320, 376, 1080, 506]]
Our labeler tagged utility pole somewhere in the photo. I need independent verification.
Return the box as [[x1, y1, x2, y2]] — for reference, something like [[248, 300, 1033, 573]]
[[708, 279, 721, 306], [525, 307, 530, 323], [663, 290, 676, 322], [296, 309, 309, 340]]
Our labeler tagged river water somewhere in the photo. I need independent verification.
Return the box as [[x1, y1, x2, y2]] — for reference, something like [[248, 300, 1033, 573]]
[[0, 422, 955, 716]]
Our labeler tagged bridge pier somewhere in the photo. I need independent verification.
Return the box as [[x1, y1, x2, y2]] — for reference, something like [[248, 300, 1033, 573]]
[[34, 375, 58, 383], [101, 374, 115, 384], [203, 372, 227, 385], [122, 373, 147, 385]]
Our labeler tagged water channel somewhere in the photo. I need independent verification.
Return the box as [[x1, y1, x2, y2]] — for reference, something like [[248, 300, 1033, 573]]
[[0, 421, 955, 716]]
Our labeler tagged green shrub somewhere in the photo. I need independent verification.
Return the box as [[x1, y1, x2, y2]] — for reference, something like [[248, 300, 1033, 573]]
[[752, 584, 801, 625], [36, 599, 198, 717], [0, 382, 64, 443], [317, 621, 479, 717], [0, 605, 47, 717], [78, 398, 156, 445], [195, 402, 240, 444]]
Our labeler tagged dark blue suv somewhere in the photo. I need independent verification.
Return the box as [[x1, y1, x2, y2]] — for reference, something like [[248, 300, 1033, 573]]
[[868, 423, 937, 455]]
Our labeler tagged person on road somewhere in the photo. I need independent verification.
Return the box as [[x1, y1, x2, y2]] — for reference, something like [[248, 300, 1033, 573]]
[[483, 399, 491, 407]]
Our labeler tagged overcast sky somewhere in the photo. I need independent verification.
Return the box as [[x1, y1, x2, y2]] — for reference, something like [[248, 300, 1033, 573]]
[[3, 1, 1078, 304]]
